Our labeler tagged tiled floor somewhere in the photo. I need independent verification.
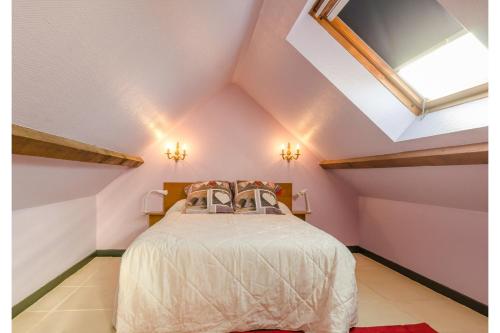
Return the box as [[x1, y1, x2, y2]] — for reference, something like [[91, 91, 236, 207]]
[[12, 254, 488, 333]]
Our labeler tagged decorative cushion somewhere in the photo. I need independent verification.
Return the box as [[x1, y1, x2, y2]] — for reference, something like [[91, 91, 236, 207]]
[[185, 181, 234, 214], [233, 180, 283, 214]]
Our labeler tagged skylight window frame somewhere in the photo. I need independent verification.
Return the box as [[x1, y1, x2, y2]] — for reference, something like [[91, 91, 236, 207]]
[[309, 0, 488, 116]]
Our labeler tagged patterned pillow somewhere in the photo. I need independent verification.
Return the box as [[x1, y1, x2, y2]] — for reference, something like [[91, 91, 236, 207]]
[[185, 181, 234, 214], [233, 180, 283, 214]]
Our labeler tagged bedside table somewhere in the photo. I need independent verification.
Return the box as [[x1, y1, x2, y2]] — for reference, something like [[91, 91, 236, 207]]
[[147, 211, 166, 227], [293, 211, 310, 221]]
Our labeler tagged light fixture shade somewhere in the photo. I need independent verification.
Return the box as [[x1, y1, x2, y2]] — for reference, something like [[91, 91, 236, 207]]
[[294, 189, 311, 213], [143, 189, 169, 214]]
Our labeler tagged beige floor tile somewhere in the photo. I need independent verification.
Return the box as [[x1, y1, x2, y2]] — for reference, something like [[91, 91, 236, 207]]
[[354, 254, 387, 270], [356, 300, 421, 327], [363, 279, 447, 302], [12, 311, 47, 333], [89, 257, 121, 269], [26, 286, 78, 312], [12, 254, 487, 333], [84, 265, 120, 287], [356, 282, 386, 303], [29, 310, 115, 333], [57, 286, 116, 310], [59, 265, 97, 287], [395, 299, 488, 332], [356, 263, 447, 303], [357, 265, 409, 285]]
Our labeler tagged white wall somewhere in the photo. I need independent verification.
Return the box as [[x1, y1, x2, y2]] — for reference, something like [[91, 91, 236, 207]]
[[359, 196, 488, 304], [12, 196, 97, 305]]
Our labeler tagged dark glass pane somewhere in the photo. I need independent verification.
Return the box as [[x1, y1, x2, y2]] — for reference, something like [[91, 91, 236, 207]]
[[338, 0, 464, 69]]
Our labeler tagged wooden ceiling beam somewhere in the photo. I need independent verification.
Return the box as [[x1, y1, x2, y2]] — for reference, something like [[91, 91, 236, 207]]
[[320, 143, 488, 169], [12, 124, 144, 168]]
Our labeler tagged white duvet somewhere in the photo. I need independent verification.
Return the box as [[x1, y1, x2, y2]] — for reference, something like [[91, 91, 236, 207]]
[[115, 202, 357, 333]]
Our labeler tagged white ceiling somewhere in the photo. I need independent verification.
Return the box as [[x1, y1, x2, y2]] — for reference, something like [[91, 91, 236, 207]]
[[12, 0, 488, 211], [13, 0, 263, 154], [12, 0, 263, 209]]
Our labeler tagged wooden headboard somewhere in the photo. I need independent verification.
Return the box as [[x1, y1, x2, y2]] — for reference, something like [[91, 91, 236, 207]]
[[163, 182, 292, 212]]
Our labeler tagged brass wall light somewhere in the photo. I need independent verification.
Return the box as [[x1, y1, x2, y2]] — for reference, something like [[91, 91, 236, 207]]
[[281, 142, 300, 162], [165, 142, 187, 162]]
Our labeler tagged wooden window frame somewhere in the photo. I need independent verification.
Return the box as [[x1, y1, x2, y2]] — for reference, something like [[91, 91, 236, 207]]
[[310, 0, 488, 116]]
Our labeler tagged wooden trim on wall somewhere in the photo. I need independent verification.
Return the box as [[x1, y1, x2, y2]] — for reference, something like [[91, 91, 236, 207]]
[[12, 124, 144, 167], [320, 143, 488, 169]]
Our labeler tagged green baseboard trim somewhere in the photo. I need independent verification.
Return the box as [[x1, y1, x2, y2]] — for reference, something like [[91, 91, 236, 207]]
[[12, 251, 97, 318], [15, 246, 485, 318], [95, 249, 126, 257], [12, 249, 126, 318]]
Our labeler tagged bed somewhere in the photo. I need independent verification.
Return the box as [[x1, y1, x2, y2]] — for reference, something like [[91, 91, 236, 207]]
[[114, 182, 357, 333]]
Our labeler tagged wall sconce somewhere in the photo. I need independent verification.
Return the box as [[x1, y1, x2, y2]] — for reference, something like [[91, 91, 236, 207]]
[[165, 142, 187, 162], [281, 142, 300, 162]]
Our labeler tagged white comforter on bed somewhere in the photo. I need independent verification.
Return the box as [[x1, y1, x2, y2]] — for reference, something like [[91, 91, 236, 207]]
[[114, 205, 357, 333]]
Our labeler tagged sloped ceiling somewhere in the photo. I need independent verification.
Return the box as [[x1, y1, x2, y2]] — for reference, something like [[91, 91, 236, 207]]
[[12, 0, 263, 209], [234, 0, 488, 159], [13, 0, 488, 212], [233, 0, 488, 210], [13, 0, 263, 154]]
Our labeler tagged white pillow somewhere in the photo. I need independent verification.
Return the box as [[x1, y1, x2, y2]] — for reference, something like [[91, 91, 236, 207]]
[[165, 199, 186, 218], [278, 202, 292, 215]]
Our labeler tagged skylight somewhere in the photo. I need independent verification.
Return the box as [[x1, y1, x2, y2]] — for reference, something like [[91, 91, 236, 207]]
[[309, 0, 489, 115], [397, 33, 488, 100]]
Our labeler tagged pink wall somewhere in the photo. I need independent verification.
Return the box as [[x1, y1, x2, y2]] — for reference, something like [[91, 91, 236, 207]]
[[359, 196, 488, 304], [13, 155, 125, 210], [13, 196, 96, 305], [336, 165, 488, 212], [96, 84, 359, 248]]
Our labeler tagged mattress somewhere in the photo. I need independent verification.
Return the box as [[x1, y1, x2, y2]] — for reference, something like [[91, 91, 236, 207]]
[[114, 202, 358, 333]]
